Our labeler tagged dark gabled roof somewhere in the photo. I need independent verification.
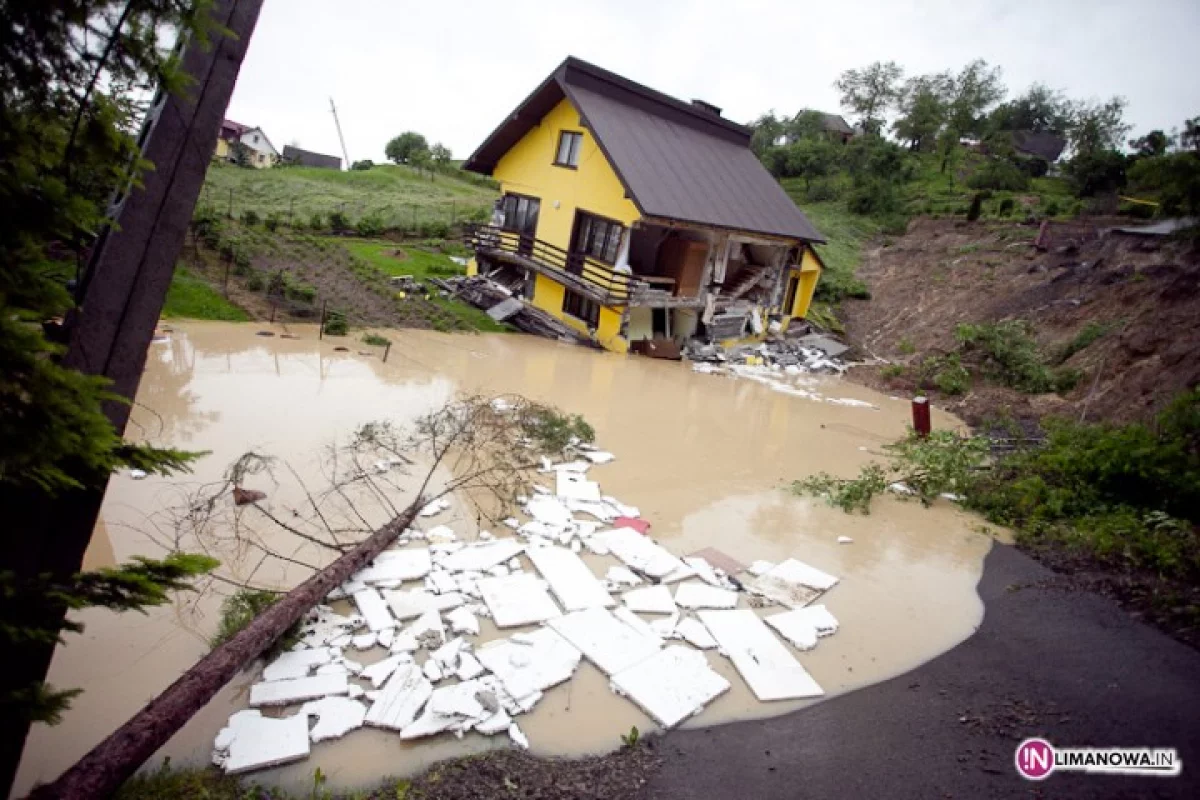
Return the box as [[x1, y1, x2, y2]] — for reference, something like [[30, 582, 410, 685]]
[[805, 111, 854, 136], [282, 145, 342, 170], [464, 57, 824, 243], [1012, 130, 1067, 162]]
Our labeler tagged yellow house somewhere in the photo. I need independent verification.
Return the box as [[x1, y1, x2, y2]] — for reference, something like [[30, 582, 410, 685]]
[[463, 57, 825, 354]]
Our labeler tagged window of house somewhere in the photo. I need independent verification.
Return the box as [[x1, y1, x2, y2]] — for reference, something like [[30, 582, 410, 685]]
[[252, 134, 259, 143], [499, 193, 540, 235], [562, 290, 600, 327], [572, 212, 623, 264], [554, 131, 583, 167]]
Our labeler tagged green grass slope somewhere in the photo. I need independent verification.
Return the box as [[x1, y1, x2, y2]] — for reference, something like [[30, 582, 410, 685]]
[[200, 163, 498, 231], [162, 266, 248, 321]]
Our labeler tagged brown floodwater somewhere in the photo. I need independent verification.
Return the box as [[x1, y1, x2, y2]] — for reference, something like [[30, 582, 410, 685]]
[[14, 322, 998, 797]]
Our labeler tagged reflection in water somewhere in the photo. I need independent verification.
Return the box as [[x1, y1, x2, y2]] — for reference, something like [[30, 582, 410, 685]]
[[15, 322, 994, 797]]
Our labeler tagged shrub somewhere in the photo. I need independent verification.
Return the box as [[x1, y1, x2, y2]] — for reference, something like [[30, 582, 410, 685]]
[[232, 249, 252, 276], [329, 210, 349, 232], [998, 197, 1016, 215], [355, 214, 386, 237], [240, 209, 260, 226], [955, 320, 1077, 394], [966, 193, 984, 222], [805, 179, 840, 202], [1043, 199, 1060, 217], [932, 354, 971, 395], [880, 364, 905, 380], [794, 464, 888, 514], [516, 404, 595, 453], [967, 158, 1030, 191], [879, 214, 910, 236], [309, 212, 325, 231], [323, 310, 348, 336], [846, 178, 899, 215], [285, 281, 317, 304], [351, 159, 374, 171], [264, 213, 281, 232], [245, 272, 265, 291], [362, 333, 390, 347]]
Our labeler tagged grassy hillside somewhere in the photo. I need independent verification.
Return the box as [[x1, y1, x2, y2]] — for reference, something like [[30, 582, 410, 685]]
[[199, 163, 498, 232]]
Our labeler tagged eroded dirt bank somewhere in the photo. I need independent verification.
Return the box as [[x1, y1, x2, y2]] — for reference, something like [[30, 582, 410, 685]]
[[16, 322, 994, 797]]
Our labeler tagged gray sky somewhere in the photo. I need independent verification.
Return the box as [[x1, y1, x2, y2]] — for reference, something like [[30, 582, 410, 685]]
[[227, 0, 1200, 164]]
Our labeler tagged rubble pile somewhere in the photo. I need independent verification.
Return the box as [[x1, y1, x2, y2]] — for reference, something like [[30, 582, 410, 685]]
[[212, 435, 845, 775], [683, 332, 849, 373]]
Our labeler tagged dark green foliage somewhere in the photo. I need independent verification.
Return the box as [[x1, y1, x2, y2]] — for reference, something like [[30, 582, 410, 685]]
[[323, 311, 348, 336], [1065, 150, 1127, 197], [955, 320, 1078, 394], [1127, 152, 1200, 216], [918, 353, 971, 395], [795, 463, 888, 514], [1054, 321, 1116, 364], [384, 131, 430, 165], [264, 213, 281, 232], [355, 214, 386, 237], [351, 159, 374, 171], [966, 193, 984, 221], [116, 763, 289, 800], [309, 212, 325, 231], [285, 280, 317, 304], [245, 272, 265, 292], [1043, 200, 1060, 217], [970, 390, 1200, 577], [517, 404, 596, 454], [210, 589, 291, 650], [329, 210, 349, 232], [362, 333, 390, 347], [998, 197, 1016, 214], [967, 158, 1030, 191], [240, 209, 261, 226]]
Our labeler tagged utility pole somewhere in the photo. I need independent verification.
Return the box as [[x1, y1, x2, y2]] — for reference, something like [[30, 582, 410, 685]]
[[0, 1, 265, 795], [330, 96, 351, 170]]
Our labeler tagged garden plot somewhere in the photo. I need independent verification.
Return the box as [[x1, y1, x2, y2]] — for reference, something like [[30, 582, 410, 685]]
[[214, 440, 845, 774]]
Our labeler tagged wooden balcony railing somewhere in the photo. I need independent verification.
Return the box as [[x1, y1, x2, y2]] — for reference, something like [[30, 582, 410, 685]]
[[466, 224, 648, 307]]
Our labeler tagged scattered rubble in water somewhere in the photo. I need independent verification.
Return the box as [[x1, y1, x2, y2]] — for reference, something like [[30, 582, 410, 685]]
[[212, 435, 845, 775]]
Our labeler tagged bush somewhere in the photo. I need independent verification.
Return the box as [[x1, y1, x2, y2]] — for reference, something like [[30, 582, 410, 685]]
[[955, 320, 1077, 394], [418, 220, 451, 239], [355, 214, 386, 237], [232, 249, 252, 276], [966, 193, 984, 222], [805, 179, 840, 202], [309, 212, 325, 231], [880, 364, 905, 380], [329, 210, 349, 233], [323, 310, 348, 336], [285, 281, 317, 304], [847, 178, 899, 215], [362, 333, 390, 347], [879, 214, 910, 236], [245, 272, 265, 291], [998, 197, 1015, 215], [264, 213, 281, 232], [967, 158, 1030, 191], [1054, 321, 1115, 364], [516, 404, 595, 453], [351, 159, 374, 171], [240, 209, 260, 226], [1043, 199, 1060, 217]]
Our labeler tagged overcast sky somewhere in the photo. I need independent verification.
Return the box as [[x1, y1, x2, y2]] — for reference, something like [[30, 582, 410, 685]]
[[226, 0, 1200, 164]]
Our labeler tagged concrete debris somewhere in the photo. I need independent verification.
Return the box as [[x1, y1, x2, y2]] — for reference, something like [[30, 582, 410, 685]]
[[438, 539, 524, 573], [301, 696, 367, 743], [605, 565, 642, 587], [446, 606, 481, 636], [389, 632, 419, 654], [361, 655, 407, 689], [475, 627, 581, 702], [548, 607, 661, 676], [456, 652, 486, 681], [249, 674, 349, 707], [508, 722, 530, 749], [354, 548, 432, 585], [582, 450, 615, 465], [351, 632, 377, 651], [428, 680, 485, 718], [684, 335, 847, 374], [650, 612, 680, 639], [796, 334, 850, 359], [687, 547, 746, 577], [423, 658, 443, 682], [425, 570, 460, 595], [407, 609, 446, 649], [556, 470, 602, 502], [764, 604, 840, 652], [746, 560, 774, 577], [526, 545, 615, 611], [352, 587, 396, 632], [426, 525, 457, 542], [675, 617, 718, 650], [377, 629, 395, 650], [364, 664, 432, 731], [524, 495, 574, 528], [591, 527, 686, 579], [610, 646, 731, 728], [683, 556, 733, 589], [477, 573, 562, 628], [129, 469, 148, 480], [418, 497, 452, 517], [888, 481, 916, 496], [698, 610, 824, 701], [430, 637, 465, 672], [214, 709, 309, 774], [744, 558, 839, 609], [261, 648, 335, 682], [622, 585, 677, 614], [474, 709, 511, 735], [837, 536, 854, 544], [297, 608, 364, 648], [603, 496, 641, 519], [675, 581, 739, 610]]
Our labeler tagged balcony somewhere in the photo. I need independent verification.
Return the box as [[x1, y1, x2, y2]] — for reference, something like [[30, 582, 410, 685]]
[[466, 224, 705, 309]]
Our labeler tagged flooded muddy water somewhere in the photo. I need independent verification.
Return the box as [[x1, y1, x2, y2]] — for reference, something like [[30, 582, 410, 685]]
[[15, 322, 996, 796]]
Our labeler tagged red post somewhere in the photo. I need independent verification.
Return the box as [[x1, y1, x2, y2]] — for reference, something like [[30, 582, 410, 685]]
[[912, 396, 931, 438]]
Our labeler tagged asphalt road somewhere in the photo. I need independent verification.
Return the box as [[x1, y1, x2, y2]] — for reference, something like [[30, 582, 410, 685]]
[[650, 543, 1200, 799]]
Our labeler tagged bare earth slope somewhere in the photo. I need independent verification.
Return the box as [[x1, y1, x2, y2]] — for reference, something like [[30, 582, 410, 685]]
[[842, 217, 1200, 426]]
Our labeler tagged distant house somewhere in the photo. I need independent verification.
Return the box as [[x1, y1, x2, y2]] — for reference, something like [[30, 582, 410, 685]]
[[1011, 130, 1067, 164], [215, 119, 278, 168], [282, 145, 342, 170], [777, 111, 856, 146], [462, 56, 825, 354]]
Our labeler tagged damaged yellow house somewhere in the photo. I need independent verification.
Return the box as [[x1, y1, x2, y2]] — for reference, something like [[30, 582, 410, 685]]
[[463, 57, 825, 354]]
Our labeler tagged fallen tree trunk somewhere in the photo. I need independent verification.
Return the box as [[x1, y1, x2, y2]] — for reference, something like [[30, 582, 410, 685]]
[[29, 501, 422, 800]]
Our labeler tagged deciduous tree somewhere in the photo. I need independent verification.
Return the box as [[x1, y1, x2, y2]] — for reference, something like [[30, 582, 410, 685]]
[[384, 130, 429, 164], [834, 61, 904, 135]]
